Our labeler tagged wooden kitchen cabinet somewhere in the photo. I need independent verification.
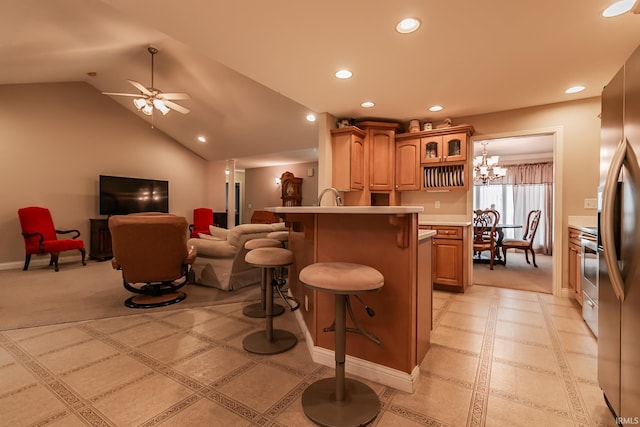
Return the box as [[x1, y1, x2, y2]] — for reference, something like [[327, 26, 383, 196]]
[[331, 127, 366, 191], [420, 132, 468, 164], [366, 126, 396, 191], [395, 139, 421, 191], [568, 227, 583, 305], [420, 225, 468, 292], [396, 125, 474, 192]]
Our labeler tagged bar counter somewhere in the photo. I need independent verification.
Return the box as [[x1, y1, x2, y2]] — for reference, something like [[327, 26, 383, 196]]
[[266, 206, 433, 392]]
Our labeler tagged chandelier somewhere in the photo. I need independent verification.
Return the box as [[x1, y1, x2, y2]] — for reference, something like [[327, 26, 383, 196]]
[[474, 141, 507, 184]]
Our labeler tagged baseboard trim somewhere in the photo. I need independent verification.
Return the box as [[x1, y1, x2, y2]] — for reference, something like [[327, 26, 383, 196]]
[[292, 298, 419, 393], [0, 256, 81, 271]]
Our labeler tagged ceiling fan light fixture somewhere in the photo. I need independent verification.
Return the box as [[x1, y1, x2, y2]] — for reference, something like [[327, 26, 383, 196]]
[[153, 99, 170, 115], [133, 98, 147, 109], [141, 104, 153, 116]]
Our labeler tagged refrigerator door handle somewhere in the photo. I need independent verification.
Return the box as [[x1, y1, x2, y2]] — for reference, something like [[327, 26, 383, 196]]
[[602, 138, 640, 302], [602, 138, 627, 302]]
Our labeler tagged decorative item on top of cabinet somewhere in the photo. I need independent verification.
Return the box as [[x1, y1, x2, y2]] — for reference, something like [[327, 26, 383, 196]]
[[280, 171, 303, 207], [420, 224, 468, 292], [396, 124, 474, 192]]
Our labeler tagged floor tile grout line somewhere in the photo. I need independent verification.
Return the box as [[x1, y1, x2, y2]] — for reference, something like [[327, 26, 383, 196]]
[[466, 296, 499, 427], [81, 321, 273, 424], [0, 330, 116, 427], [536, 293, 594, 426]]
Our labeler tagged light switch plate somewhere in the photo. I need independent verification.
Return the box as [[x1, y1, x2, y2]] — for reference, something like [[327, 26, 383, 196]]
[[584, 198, 597, 209]]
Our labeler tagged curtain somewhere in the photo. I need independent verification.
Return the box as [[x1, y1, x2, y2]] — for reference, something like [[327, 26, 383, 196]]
[[473, 162, 553, 255]]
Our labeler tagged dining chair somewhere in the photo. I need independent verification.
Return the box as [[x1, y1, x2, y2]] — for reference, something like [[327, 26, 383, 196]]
[[473, 209, 499, 270], [501, 209, 542, 267]]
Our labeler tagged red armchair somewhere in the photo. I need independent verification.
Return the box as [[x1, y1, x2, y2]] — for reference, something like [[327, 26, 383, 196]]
[[189, 208, 214, 238], [17, 207, 86, 272]]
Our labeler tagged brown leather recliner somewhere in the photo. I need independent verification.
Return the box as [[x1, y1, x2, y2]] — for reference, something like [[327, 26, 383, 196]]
[[109, 213, 197, 308]]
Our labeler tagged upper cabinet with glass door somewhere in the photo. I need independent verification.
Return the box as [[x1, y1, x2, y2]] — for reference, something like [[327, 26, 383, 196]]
[[420, 132, 467, 164]]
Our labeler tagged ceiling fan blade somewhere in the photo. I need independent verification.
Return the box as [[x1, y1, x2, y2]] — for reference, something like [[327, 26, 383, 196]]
[[164, 100, 190, 114], [127, 79, 152, 96], [158, 92, 191, 100], [102, 92, 140, 97]]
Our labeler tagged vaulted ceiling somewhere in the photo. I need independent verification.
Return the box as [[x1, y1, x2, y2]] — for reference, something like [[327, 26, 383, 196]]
[[2, 0, 640, 168]]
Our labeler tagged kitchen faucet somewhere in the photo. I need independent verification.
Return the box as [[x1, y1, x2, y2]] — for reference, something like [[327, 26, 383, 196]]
[[317, 187, 343, 206]]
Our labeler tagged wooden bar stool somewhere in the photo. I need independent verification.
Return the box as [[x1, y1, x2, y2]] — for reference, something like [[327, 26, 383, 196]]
[[243, 247, 297, 355], [299, 262, 384, 427], [243, 238, 285, 318]]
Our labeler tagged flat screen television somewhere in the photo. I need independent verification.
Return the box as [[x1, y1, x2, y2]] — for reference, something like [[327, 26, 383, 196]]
[[99, 175, 169, 216]]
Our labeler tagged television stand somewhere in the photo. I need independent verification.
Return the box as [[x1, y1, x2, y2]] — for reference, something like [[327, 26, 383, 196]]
[[89, 218, 112, 260]]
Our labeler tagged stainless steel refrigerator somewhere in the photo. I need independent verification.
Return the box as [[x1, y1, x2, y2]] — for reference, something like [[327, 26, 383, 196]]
[[599, 43, 640, 424]]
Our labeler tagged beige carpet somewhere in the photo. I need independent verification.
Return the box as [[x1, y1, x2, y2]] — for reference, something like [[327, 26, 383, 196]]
[[472, 251, 553, 294], [0, 259, 261, 331]]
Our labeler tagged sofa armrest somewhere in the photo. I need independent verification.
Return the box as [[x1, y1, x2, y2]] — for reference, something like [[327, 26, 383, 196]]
[[187, 238, 236, 258], [185, 245, 198, 264]]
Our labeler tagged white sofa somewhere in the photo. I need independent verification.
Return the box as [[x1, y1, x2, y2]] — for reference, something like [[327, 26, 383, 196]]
[[187, 222, 287, 291]]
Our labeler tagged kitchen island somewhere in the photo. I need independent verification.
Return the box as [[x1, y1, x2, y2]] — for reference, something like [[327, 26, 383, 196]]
[[266, 206, 433, 392]]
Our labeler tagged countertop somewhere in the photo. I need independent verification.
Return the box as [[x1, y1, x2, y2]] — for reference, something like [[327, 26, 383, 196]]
[[419, 221, 472, 227], [265, 206, 424, 214], [568, 215, 598, 235], [418, 230, 437, 241]]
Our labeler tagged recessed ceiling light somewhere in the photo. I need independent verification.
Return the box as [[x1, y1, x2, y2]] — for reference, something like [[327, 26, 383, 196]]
[[565, 86, 585, 94], [603, 0, 636, 17], [306, 113, 316, 122], [197, 136, 206, 143], [396, 18, 421, 34], [335, 69, 353, 79], [429, 105, 443, 112], [361, 101, 375, 108]]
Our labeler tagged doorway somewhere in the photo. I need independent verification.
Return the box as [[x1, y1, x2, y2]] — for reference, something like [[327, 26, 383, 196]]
[[471, 133, 555, 294], [225, 182, 241, 226]]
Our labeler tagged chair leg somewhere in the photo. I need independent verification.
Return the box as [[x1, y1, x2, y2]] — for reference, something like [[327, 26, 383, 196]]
[[51, 253, 60, 272], [530, 249, 538, 268], [23, 254, 31, 271], [524, 250, 531, 265], [502, 247, 508, 266], [79, 248, 86, 265], [489, 249, 494, 270]]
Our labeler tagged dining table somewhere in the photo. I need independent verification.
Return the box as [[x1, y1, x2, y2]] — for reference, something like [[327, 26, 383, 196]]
[[473, 223, 523, 264]]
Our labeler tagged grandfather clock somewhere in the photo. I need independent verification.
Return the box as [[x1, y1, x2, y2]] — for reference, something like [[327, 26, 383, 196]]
[[280, 171, 303, 206]]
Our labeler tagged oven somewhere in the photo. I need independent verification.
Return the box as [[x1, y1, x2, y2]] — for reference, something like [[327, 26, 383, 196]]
[[581, 232, 599, 337]]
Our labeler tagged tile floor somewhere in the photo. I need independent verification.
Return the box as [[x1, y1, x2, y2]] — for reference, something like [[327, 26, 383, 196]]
[[0, 285, 617, 426]]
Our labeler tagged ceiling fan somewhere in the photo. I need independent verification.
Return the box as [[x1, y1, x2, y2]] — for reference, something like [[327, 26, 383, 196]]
[[102, 46, 190, 116]]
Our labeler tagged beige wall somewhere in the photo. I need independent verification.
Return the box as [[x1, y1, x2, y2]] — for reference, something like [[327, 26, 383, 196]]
[[0, 82, 209, 266], [243, 163, 318, 223]]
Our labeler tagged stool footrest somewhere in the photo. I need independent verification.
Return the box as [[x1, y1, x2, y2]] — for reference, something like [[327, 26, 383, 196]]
[[322, 296, 382, 346]]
